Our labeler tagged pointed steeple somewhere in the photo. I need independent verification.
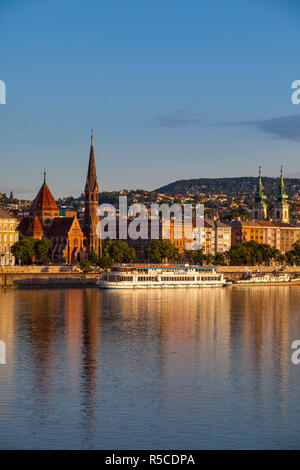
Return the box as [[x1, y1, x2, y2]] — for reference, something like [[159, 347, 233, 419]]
[[85, 130, 98, 192], [254, 166, 266, 204], [84, 132, 101, 258], [276, 165, 288, 203]]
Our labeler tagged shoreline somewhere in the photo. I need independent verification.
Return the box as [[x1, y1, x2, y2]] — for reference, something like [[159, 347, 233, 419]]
[[1, 265, 300, 287]]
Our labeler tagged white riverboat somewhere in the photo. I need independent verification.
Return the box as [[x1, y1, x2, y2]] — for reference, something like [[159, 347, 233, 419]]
[[97, 264, 227, 289], [235, 271, 300, 286]]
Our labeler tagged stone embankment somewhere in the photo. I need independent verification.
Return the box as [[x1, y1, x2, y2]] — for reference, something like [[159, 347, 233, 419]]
[[216, 265, 300, 281], [1, 265, 300, 287], [0, 266, 101, 287]]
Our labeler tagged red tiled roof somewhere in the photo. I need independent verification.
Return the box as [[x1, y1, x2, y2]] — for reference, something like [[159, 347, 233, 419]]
[[31, 216, 44, 234], [31, 182, 59, 213], [50, 217, 75, 235]]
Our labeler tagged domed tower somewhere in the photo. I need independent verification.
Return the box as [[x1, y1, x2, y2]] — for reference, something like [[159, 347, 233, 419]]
[[84, 132, 102, 258], [273, 166, 289, 223], [252, 166, 267, 220]]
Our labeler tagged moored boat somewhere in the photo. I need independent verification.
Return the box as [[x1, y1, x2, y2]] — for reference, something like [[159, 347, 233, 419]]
[[97, 264, 227, 289], [235, 270, 300, 286]]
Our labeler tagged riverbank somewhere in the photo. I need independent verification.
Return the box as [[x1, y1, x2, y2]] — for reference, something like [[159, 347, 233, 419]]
[[216, 265, 300, 281], [1, 265, 300, 287], [0, 266, 100, 287]]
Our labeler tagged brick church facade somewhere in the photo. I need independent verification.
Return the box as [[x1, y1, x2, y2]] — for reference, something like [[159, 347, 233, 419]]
[[18, 135, 101, 264]]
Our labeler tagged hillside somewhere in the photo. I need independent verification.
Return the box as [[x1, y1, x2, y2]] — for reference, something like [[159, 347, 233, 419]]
[[155, 177, 300, 197]]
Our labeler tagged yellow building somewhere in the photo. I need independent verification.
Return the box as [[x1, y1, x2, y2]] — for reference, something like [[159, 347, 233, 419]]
[[0, 208, 19, 266], [231, 220, 265, 246], [278, 224, 300, 253], [231, 220, 300, 254]]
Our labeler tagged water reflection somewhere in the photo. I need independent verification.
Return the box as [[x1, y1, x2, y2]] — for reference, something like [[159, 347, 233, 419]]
[[0, 287, 300, 449]]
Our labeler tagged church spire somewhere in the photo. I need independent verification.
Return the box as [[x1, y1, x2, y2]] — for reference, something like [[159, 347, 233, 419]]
[[84, 132, 101, 258], [276, 165, 288, 203], [273, 166, 289, 223], [86, 130, 98, 191], [252, 166, 267, 220], [254, 166, 266, 203]]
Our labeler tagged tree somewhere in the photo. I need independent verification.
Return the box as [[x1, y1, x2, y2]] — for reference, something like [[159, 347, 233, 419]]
[[214, 252, 227, 265], [205, 254, 214, 265], [80, 260, 92, 272], [227, 241, 281, 266], [99, 240, 137, 267], [11, 236, 36, 265], [283, 242, 300, 266], [146, 239, 180, 263], [88, 250, 99, 265], [34, 239, 51, 263], [12, 236, 51, 265], [285, 251, 295, 265], [185, 248, 206, 265]]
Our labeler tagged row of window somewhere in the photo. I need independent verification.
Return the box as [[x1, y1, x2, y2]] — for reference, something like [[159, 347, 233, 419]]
[[104, 276, 134, 282], [0, 234, 18, 242], [0, 224, 15, 231], [161, 276, 220, 282], [104, 275, 220, 282]]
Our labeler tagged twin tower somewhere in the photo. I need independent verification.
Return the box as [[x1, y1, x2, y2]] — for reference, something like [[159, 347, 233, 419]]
[[252, 166, 290, 224]]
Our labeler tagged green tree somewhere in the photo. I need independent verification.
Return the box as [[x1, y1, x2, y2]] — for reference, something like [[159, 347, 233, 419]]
[[214, 252, 227, 265], [80, 260, 92, 272], [146, 239, 180, 263], [227, 241, 281, 266], [291, 242, 300, 263], [205, 253, 214, 265], [285, 251, 295, 265], [11, 236, 36, 265], [185, 248, 206, 265], [99, 240, 137, 267], [88, 250, 99, 264], [34, 239, 51, 263]]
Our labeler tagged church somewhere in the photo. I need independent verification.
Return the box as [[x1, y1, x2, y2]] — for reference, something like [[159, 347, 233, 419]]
[[18, 134, 101, 264], [231, 167, 300, 254], [252, 166, 290, 223]]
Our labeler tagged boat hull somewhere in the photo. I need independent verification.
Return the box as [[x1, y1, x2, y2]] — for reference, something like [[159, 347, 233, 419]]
[[234, 281, 300, 286], [98, 282, 227, 289]]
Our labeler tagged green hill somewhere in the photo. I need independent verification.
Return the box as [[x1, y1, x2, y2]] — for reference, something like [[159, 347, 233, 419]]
[[155, 177, 300, 197]]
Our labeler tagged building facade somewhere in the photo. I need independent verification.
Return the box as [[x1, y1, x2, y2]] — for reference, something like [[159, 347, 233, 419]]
[[18, 174, 86, 264], [0, 208, 18, 266], [231, 219, 300, 254]]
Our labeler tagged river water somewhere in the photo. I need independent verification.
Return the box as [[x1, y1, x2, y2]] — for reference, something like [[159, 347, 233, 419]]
[[0, 286, 300, 449]]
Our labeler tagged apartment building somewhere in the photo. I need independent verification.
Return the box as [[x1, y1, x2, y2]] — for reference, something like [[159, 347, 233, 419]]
[[0, 208, 19, 266]]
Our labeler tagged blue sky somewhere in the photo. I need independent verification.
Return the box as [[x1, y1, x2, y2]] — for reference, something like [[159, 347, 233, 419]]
[[1, 0, 300, 199]]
